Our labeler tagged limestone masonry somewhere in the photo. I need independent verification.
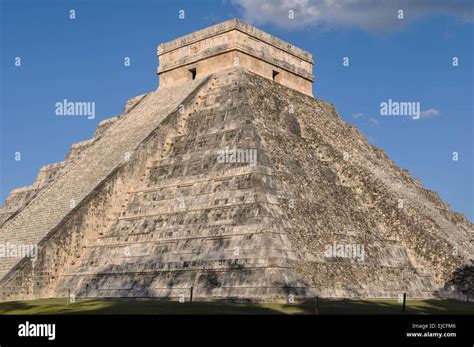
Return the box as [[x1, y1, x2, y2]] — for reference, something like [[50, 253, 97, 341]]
[[157, 19, 314, 96], [0, 20, 472, 302]]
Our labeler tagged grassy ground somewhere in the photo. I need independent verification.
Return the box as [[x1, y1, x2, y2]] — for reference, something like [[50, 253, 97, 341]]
[[0, 298, 472, 315]]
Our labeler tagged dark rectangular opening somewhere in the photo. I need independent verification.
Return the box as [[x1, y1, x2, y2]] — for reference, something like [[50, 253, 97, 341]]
[[272, 70, 279, 81], [189, 68, 197, 80]]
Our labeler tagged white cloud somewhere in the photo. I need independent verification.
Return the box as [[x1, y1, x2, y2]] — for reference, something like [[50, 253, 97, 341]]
[[351, 112, 365, 119], [231, 0, 473, 32], [420, 108, 440, 118], [368, 117, 380, 126]]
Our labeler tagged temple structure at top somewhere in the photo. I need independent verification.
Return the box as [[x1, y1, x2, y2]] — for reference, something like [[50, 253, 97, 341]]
[[157, 19, 314, 96]]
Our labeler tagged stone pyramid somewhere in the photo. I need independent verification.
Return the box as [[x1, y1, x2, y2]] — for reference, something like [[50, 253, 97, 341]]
[[0, 19, 472, 302]]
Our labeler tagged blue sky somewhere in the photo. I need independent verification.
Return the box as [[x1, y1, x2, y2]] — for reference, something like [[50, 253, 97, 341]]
[[1, 0, 472, 220]]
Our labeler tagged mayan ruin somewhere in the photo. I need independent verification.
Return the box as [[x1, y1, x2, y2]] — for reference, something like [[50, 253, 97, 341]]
[[0, 18, 472, 304]]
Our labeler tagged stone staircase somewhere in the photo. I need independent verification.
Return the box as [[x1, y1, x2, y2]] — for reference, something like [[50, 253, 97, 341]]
[[54, 69, 313, 301], [0, 68, 471, 302], [0, 76, 210, 281]]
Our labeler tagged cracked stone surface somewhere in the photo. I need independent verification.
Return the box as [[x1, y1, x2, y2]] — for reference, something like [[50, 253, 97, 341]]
[[0, 68, 471, 302], [0, 20, 472, 302]]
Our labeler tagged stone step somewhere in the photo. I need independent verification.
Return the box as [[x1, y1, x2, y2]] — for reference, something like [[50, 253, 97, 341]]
[[0, 76, 212, 280]]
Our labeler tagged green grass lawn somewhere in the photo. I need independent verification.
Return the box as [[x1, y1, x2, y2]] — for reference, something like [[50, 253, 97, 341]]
[[0, 298, 472, 315]]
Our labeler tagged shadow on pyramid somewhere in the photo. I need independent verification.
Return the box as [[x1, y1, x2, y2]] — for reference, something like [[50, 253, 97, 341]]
[[0, 20, 472, 303]]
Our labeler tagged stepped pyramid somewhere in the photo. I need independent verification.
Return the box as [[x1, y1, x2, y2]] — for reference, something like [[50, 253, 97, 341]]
[[0, 19, 472, 302]]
